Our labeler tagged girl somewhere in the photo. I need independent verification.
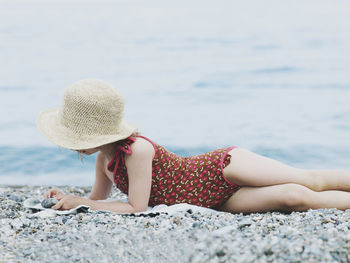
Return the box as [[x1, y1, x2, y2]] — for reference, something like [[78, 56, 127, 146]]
[[38, 79, 350, 214]]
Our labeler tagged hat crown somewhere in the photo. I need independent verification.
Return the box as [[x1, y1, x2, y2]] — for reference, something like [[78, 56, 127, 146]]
[[59, 79, 125, 138]]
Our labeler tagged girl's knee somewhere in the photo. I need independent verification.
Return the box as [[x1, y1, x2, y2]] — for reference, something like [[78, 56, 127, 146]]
[[296, 169, 325, 192], [280, 184, 313, 209], [306, 169, 327, 191]]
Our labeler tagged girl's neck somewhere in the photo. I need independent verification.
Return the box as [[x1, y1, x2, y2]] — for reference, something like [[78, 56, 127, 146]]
[[99, 142, 118, 161]]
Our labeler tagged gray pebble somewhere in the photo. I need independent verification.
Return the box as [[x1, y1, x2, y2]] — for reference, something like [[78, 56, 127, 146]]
[[238, 219, 253, 229], [8, 194, 24, 202], [192, 222, 200, 228], [61, 216, 68, 224], [41, 198, 58, 208]]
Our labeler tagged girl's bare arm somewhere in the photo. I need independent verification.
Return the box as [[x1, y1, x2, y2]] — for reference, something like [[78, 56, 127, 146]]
[[88, 152, 113, 200], [124, 137, 154, 212]]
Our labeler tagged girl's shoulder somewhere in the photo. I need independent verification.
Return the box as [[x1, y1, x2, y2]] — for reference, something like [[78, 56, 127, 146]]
[[128, 136, 156, 159]]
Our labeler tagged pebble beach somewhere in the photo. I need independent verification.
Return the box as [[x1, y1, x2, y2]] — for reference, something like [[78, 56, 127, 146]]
[[1, 185, 350, 262]]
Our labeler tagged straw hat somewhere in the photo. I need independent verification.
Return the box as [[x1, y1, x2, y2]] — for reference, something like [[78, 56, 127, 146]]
[[37, 79, 137, 150]]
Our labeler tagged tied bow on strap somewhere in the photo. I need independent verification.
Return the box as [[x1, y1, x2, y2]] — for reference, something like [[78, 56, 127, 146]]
[[107, 135, 136, 184]]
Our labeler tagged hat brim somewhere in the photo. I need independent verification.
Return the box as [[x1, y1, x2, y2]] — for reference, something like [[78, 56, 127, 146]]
[[36, 109, 138, 150]]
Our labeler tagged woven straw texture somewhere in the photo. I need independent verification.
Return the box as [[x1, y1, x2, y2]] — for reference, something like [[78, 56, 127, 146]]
[[37, 79, 137, 150]]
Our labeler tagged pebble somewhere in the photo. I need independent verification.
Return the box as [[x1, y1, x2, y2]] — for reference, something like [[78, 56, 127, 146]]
[[7, 194, 24, 203], [41, 198, 58, 208], [238, 219, 253, 229], [1, 185, 350, 262]]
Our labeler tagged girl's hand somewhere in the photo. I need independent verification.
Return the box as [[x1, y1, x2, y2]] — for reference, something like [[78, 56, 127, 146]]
[[44, 189, 65, 199], [52, 195, 86, 210]]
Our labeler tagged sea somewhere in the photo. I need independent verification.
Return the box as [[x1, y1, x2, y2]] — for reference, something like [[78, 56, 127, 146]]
[[0, 0, 350, 186]]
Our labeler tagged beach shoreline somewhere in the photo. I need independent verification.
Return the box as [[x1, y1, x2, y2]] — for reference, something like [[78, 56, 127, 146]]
[[1, 184, 350, 262]]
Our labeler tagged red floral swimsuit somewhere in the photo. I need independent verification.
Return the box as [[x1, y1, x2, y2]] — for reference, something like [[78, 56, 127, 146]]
[[107, 134, 240, 208]]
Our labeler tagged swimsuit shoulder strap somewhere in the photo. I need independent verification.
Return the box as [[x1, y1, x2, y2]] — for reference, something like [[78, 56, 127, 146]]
[[136, 135, 157, 150], [107, 134, 137, 182]]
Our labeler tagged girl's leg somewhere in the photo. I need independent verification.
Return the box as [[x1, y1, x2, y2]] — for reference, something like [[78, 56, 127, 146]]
[[224, 148, 350, 192], [217, 183, 350, 214]]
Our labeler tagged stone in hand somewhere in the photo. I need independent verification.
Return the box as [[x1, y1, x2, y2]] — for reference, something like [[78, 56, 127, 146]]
[[41, 198, 58, 208]]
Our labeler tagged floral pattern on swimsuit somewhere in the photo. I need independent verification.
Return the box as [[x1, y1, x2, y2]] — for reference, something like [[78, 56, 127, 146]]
[[107, 135, 240, 208]]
